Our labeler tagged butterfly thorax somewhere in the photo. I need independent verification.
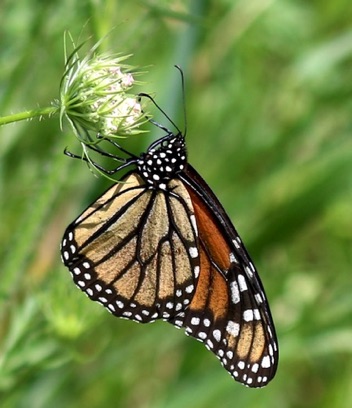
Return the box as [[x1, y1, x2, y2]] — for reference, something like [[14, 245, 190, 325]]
[[137, 133, 187, 190]]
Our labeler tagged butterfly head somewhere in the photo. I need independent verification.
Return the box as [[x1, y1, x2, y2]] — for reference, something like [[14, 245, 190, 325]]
[[137, 133, 187, 190]]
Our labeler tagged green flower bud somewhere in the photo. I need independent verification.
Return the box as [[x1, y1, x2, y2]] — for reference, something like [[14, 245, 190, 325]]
[[60, 49, 147, 142]]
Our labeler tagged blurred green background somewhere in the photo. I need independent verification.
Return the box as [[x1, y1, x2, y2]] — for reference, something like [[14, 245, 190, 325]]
[[1, 1, 352, 407]]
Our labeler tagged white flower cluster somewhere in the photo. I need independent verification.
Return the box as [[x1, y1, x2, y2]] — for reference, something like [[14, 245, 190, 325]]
[[61, 52, 146, 138]]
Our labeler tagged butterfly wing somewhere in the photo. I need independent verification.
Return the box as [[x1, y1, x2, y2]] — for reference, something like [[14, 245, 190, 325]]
[[169, 164, 278, 387], [61, 172, 199, 322], [61, 161, 278, 387]]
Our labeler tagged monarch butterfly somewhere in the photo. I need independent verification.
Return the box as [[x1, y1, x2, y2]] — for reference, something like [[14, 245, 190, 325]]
[[61, 90, 278, 388]]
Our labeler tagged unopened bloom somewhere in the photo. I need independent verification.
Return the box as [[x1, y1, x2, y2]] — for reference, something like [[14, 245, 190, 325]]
[[59, 48, 147, 142]]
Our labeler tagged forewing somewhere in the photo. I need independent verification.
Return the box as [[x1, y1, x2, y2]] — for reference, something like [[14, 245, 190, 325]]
[[61, 173, 199, 322], [168, 165, 278, 387]]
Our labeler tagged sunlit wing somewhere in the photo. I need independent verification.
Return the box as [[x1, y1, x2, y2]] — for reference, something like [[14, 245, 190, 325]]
[[61, 172, 199, 322]]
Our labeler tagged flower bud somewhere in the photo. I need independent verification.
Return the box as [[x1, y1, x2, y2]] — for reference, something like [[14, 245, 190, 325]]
[[60, 50, 147, 141]]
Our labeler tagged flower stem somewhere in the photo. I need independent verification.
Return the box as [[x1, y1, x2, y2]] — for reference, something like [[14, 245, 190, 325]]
[[0, 106, 58, 126]]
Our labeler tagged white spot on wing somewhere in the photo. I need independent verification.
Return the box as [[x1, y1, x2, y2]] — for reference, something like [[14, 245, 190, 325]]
[[253, 309, 261, 320], [230, 281, 240, 304], [238, 274, 248, 292], [175, 303, 183, 311], [243, 309, 254, 322], [190, 214, 198, 235], [206, 339, 214, 349], [237, 361, 245, 370], [185, 284, 194, 293], [232, 239, 240, 249], [203, 318, 211, 327], [73, 267, 80, 275], [108, 304, 116, 312], [226, 321, 240, 337], [245, 265, 253, 278], [230, 253, 237, 263], [189, 247, 198, 259], [261, 355, 271, 368], [213, 329, 221, 342], [198, 332, 207, 340]]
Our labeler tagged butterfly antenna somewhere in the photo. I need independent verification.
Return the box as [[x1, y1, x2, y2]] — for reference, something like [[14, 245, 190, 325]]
[[138, 92, 182, 135], [174, 65, 187, 137]]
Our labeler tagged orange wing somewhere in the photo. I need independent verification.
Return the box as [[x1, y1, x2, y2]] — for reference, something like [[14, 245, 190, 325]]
[[168, 165, 278, 387]]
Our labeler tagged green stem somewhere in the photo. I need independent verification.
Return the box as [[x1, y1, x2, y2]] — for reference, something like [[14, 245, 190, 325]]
[[0, 106, 58, 126]]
